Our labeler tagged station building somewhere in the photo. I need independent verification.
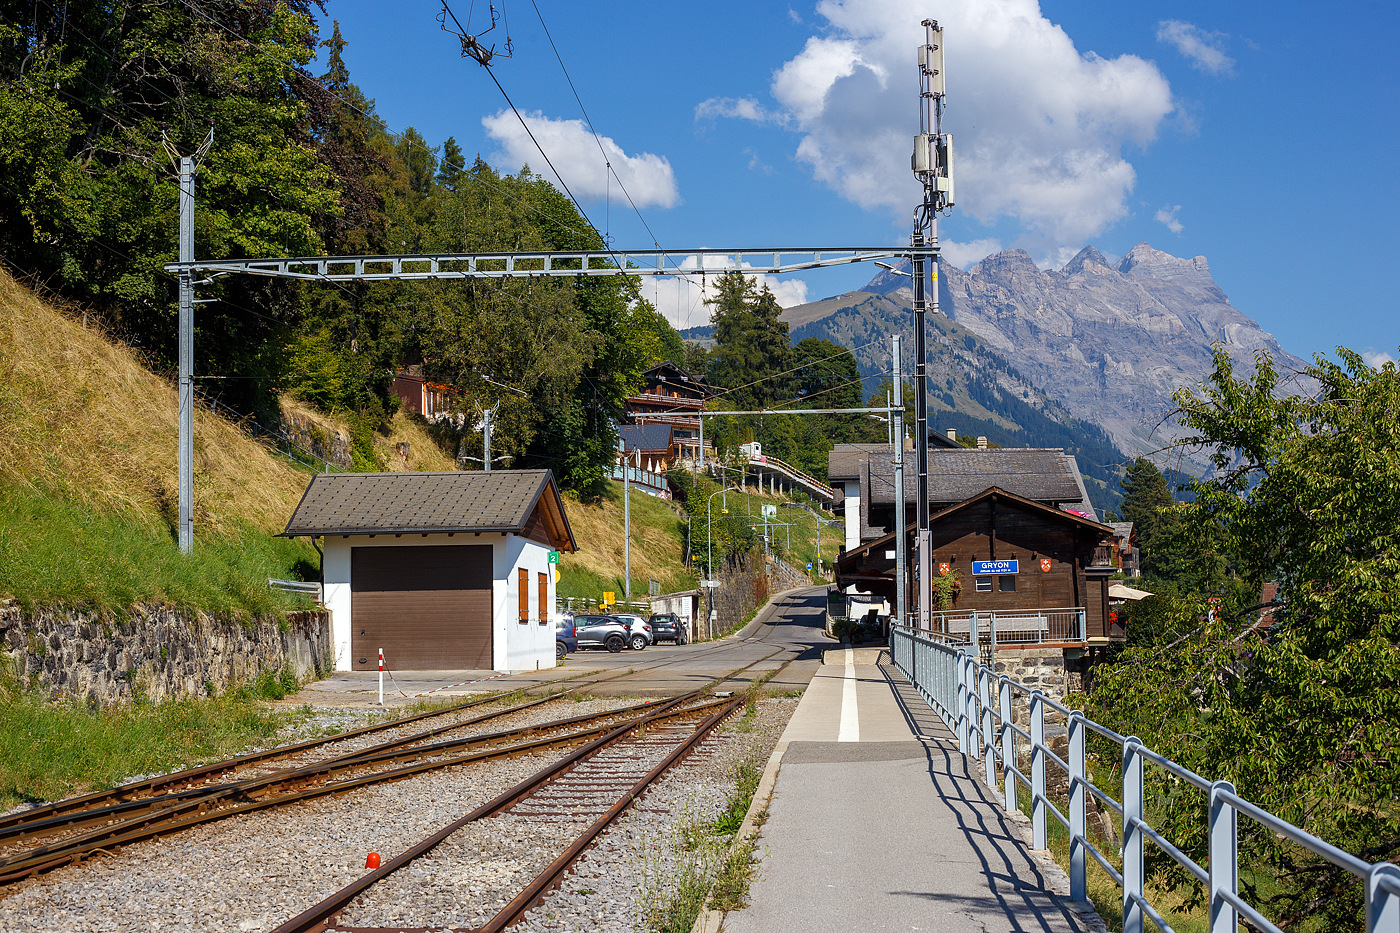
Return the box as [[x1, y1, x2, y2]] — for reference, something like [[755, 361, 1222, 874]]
[[280, 470, 576, 674]]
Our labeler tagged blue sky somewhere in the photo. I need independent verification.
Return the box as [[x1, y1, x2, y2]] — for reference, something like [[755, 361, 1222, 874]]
[[317, 1, 1399, 363]]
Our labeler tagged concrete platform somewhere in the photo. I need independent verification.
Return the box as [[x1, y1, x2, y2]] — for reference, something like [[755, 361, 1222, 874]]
[[721, 654, 1104, 933]]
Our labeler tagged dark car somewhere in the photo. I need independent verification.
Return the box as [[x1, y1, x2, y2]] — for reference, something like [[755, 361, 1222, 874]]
[[573, 614, 632, 653], [648, 612, 688, 645], [555, 617, 578, 662]]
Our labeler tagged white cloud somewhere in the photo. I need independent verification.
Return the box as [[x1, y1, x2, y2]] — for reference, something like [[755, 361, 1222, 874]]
[[708, 1, 1174, 250], [941, 238, 1003, 269], [1362, 348, 1396, 368], [1155, 204, 1184, 234], [640, 256, 810, 330], [1157, 20, 1235, 76], [694, 96, 787, 125], [481, 110, 679, 209]]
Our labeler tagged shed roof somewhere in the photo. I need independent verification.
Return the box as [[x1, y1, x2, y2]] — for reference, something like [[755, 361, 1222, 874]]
[[866, 448, 1087, 508], [279, 469, 576, 550]]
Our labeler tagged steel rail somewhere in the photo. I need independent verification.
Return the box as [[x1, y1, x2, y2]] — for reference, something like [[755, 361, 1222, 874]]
[[474, 697, 745, 933], [268, 694, 733, 933], [0, 688, 532, 832], [0, 696, 723, 884], [0, 695, 661, 850]]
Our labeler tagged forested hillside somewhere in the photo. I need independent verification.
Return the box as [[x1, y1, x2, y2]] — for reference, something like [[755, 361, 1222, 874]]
[[0, 2, 676, 499]]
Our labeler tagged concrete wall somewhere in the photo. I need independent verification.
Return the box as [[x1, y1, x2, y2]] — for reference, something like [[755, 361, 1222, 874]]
[[0, 600, 330, 705], [843, 480, 861, 552], [322, 533, 554, 674]]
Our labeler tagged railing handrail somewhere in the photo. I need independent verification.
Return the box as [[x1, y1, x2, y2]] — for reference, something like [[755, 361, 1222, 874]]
[[888, 623, 1400, 933]]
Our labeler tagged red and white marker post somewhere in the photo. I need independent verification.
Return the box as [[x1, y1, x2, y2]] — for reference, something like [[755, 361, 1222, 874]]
[[377, 647, 384, 706]]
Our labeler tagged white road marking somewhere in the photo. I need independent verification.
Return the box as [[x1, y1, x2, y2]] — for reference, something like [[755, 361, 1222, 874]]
[[838, 649, 859, 742]]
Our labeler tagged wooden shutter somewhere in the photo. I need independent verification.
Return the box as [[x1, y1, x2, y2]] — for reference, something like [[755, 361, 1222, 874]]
[[538, 572, 549, 624], [518, 567, 529, 622]]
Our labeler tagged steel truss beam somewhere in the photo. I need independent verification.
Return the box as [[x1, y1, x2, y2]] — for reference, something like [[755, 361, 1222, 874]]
[[163, 246, 936, 282]]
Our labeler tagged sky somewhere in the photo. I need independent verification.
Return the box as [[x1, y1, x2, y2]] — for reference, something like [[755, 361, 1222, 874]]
[[316, 0, 1400, 364]]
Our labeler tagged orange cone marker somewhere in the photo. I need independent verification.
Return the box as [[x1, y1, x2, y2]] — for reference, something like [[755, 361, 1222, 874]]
[[365, 852, 380, 869]]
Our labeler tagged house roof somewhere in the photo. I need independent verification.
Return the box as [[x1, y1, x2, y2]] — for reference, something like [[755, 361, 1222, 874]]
[[866, 448, 1088, 508], [1109, 521, 1134, 540], [279, 469, 576, 550], [837, 485, 1112, 573], [828, 444, 890, 481], [646, 360, 710, 389], [619, 423, 675, 451]]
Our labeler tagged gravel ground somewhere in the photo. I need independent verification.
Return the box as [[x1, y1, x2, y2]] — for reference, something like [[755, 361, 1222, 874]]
[[0, 697, 677, 931], [329, 696, 798, 933]]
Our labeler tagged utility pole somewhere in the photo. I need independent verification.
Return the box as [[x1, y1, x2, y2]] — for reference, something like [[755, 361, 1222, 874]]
[[893, 334, 906, 629], [164, 129, 213, 555], [911, 19, 954, 628], [622, 442, 634, 606]]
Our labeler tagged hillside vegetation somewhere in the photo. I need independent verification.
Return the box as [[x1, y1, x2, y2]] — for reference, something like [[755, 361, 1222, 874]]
[[0, 270, 316, 613]]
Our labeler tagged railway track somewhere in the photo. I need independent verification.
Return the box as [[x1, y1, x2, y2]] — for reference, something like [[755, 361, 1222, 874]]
[[271, 694, 745, 933]]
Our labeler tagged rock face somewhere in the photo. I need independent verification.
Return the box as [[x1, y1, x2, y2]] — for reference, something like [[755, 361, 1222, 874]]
[[836, 242, 1310, 469]]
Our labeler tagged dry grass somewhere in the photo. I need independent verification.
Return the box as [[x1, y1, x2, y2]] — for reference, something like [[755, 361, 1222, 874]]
[[558, 480, 694, 599], [0, 269, 307, 535], [279, 397, 458, 473]]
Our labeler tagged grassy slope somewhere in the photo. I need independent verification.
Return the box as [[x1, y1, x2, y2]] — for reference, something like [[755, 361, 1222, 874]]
[[0, 269, 317, 612], [557, 479, 841, 610], [280, 396, 459, 473]]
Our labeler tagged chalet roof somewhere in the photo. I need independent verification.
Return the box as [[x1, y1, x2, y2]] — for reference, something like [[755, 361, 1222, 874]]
[[646, 360, 710, 388], [279, 469, 576, 550], [1109, 521, 1134, 540], [619, 423, 675, 451], [866, 448, 1087, 508], [828, 444, 890, 481], [837, 485, 1112, 573]]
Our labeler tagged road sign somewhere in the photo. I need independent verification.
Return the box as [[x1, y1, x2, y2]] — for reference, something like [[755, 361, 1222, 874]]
[[971, 559, 1018, 575], [700, 580, 722, 588], [548, 551, 560, 564], [806, 562, 813, 570], [603, 591, 615, 605]]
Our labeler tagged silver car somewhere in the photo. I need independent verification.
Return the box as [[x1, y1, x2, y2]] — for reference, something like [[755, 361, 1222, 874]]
[[612, 613, 652, 651], [572, 614, 631, 653]]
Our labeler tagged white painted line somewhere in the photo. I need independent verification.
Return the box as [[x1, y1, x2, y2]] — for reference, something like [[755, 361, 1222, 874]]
[[838, 650, 859, 742]]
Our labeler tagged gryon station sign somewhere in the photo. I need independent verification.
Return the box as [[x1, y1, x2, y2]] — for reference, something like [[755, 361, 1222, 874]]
[[971, 560, 1019, 576]]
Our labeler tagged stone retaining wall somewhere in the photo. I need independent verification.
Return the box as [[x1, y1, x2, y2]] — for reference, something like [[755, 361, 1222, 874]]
[[0, 601, 332, 705], [991, 647, 1084, 727]]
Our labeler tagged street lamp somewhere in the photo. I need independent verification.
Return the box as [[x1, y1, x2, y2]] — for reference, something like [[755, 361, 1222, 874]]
[[706, 486, 737, 583]]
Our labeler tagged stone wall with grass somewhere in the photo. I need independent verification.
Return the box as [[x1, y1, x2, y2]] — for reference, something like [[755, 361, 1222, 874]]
[[0, 600, 331, 705]]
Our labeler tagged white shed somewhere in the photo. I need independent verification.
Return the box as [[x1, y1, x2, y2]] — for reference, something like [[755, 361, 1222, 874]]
[[279, 470, 577, 673]]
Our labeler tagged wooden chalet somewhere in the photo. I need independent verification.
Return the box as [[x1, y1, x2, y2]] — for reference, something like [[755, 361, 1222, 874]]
[[835, 486, 1123, 648], [623, 361, 711, 463]]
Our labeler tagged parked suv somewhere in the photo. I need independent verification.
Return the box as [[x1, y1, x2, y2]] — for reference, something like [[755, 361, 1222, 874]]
[[612, 613, 652, 651], [573, 614, 632, 653], [648, 613, 688, 645], [554, 616, 578, 662]]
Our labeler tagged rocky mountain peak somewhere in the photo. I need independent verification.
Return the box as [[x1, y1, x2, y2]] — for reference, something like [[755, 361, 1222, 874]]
[[1115, 241, 1220, 294], [1061, 245, 1112, 276]]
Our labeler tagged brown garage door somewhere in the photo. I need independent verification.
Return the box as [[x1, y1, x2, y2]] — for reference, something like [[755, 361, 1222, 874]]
[[351, 545, 493, 671]]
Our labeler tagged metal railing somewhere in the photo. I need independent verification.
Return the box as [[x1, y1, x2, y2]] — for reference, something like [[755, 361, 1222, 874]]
[[919, 608, 1085, 646], [890, 624, 1400, 933], [268, 578, 321, 600]]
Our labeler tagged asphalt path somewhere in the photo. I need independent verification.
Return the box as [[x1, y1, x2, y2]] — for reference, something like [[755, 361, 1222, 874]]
[[290, 586, 832, 707]]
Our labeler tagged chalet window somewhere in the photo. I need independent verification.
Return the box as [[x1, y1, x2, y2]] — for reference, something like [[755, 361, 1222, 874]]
[[975, 577, 992, 593], [538, 572, 549, 624], [999, 575, 1016, 592], [518, 568, 530, 622]]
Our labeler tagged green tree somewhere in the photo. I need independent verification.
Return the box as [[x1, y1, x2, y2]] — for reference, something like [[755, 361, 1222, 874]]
[[1119, 457, 1181, 576], [1085, 346, 1400, 930], [706, 272, 792, 409]]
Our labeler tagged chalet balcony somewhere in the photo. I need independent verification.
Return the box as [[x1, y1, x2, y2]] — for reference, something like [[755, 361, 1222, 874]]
[[913, 607, 1087, 647]]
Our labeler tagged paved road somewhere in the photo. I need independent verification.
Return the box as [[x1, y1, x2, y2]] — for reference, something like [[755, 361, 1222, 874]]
[[289, 586, 832, 707]]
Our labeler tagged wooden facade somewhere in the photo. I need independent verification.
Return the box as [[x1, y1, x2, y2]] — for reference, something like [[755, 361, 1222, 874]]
[[836, 486, 1121, 644]]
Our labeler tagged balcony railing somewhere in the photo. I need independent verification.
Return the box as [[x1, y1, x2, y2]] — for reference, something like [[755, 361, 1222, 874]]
[[916, 608, 1086, 646]]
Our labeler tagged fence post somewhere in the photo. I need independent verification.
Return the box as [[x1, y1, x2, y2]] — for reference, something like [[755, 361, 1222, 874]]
[[981, 665, 995, 790], [1000, 675, 1016, 812], [1209, 780, 1238, 933], [1369, 863, 1400, 933], [1122, 737, 1144, 933], [1031, 691, 1047, 850], [1068, 711, 1087, 901], [956, 650, 969, 753]]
